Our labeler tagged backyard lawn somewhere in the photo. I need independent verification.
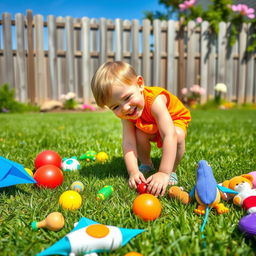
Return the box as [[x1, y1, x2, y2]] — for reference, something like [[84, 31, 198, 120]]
[[0, 109, 256, 256]]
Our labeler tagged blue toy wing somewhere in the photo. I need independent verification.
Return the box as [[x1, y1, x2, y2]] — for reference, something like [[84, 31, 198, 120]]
[[217, 185, 238, 194], [0, 156, 36, 188]]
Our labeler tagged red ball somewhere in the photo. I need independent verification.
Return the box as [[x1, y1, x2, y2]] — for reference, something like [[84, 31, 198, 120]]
[[34, 165, 64, 188], [34, 150, 62, 169], [137, 182, 147, 194]]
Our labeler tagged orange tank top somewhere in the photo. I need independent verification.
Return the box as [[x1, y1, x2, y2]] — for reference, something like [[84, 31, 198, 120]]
[[129, 86, 191, 134]]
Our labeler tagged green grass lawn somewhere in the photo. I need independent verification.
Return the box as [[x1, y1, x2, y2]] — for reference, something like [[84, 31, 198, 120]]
[[0, 109, 256, 256]]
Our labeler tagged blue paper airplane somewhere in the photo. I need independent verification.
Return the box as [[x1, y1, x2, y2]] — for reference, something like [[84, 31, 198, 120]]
[[0, 156, 36, 188], [37, 217, 144, 256]]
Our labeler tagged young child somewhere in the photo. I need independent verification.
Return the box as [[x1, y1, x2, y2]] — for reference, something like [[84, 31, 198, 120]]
[[91, 61, 191, 197]]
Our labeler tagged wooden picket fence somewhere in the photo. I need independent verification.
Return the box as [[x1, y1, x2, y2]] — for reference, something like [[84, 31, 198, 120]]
[[0, 10, 255, 104]]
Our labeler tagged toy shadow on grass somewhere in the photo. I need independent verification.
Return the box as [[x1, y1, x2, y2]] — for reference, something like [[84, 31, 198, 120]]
[[78, 157, 160, 179], [0, 185, 32, 196]]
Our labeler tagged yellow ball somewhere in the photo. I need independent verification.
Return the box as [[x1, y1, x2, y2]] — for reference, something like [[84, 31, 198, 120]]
[[96, 152, 108, 162], [59, 190, 82, 210], [25, 168, 33, 176]]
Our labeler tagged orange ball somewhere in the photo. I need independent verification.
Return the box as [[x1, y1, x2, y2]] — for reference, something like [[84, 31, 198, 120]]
[[124, 252, 144, 256], [132, 193, 161, 221]]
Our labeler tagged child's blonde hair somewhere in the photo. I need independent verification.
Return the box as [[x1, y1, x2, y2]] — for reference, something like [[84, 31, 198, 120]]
[[91, 61, 137, 107]]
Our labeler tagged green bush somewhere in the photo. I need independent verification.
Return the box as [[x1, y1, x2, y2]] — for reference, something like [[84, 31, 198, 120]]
[[0, 83, 39, 113]]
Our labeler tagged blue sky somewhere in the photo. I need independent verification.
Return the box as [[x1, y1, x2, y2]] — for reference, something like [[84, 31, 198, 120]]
[[0, 0, 168, 20]]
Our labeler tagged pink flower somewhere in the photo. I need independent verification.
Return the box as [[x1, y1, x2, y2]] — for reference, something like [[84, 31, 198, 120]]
[[196, 17, 203, 23], [231, 4, 255, 19], [179, 0, 196, 11], [82, 104, 96, 111], [190, 84, 201, 94], [199, 87, 205, 95], [181, 88, 188, 95]]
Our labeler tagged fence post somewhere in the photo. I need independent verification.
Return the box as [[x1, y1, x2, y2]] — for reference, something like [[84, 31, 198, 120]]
[[177, 19, 185, 99], [2, 13, 14, 89], [26, 10, 36, 103]]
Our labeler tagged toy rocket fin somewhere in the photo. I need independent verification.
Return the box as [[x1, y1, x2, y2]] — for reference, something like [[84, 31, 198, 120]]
[[120, 227, 144, 246], [36, 217, 144, 256]]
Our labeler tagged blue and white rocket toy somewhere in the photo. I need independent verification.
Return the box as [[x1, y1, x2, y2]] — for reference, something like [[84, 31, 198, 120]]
[[37, 217, 144, 256]]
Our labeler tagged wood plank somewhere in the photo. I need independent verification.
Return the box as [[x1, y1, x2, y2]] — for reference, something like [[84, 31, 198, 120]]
[[245, 24, 254, 103], [48, 15, 58, 99], [99, 18, 107, 64], [131, 19, 139, 72], [142, 19, 151, 85], [107, 19, 113, 55], [186, 21, 196, 89], [74, 18, 81, 97], [81, 17, 91, 103], [26, 10, 35, 103], [122, 20, 131, 63], [91, 18, 99, 96], [167, 20, 176, 94], [237, 23, 247, 103], [2, 13, 15, 89], [34, 14, 47, 103], [177, 21, 185, 98], [56, 16, 66, 96], [15, 13, 27, 102], [217, 22, 226, 98], [207, 33, 217, 98], [153, 19, 161, 86], [160, 20, 167, 88], [65, 16, 76, 93], [115, 18, 123, 61], [200, 21, 209, 103], [225, 22, 235, 102]]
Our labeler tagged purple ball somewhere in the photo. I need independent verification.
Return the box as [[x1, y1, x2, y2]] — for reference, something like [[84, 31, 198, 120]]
[[238, 213, 256, 236]]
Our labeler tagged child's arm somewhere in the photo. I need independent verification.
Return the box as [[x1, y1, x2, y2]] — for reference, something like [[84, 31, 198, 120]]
[[121, 119, 147, 189], [146, 94, 177, 196]]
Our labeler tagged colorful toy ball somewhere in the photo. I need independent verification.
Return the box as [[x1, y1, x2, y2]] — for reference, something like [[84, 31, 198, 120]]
[[79, 151, 97, 162], [62, 157, 81, 171], [34, 150, 62, 169], [31, 212, 65, 231], [132, 194, 162, 221], [96, 152, 109, 163], [59, 190, 82, 210], [136, 182, 147, 194], [34, 165, 64, 189], [25, 168, 33, 177], [70, 181, 84, 193], [124, 252, 144, 256]]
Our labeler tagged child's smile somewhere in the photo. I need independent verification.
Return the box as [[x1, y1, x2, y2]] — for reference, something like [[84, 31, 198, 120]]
[[107, 84, 144, 120]]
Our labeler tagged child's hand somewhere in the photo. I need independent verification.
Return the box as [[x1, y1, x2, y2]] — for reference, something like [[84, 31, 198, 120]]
[[146, 172, 169, 197], [129, 171, 147, 189]]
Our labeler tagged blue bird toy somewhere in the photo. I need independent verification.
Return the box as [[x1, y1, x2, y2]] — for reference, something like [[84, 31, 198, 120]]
[[190, 160, 238, 236]]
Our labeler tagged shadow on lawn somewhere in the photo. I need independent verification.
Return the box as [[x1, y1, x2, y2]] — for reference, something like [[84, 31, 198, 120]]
[[79, 156, 161, 179], [0, 186, 32, 196]]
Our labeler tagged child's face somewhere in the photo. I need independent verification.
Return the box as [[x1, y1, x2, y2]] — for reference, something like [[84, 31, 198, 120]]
[[106, 82, 144, 120]]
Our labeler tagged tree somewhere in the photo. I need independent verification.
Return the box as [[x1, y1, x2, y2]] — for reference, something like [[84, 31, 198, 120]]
[[145, 0, 256, 51]]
